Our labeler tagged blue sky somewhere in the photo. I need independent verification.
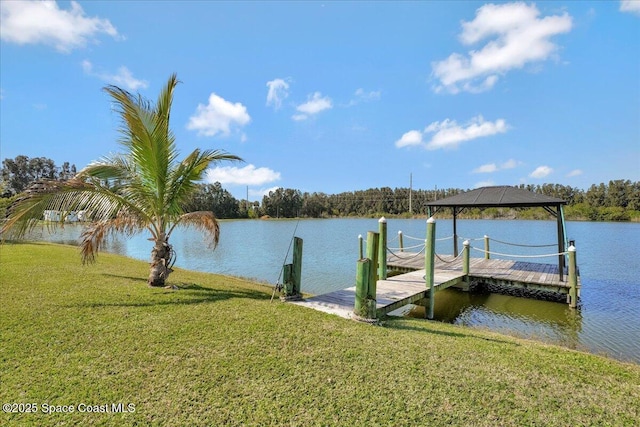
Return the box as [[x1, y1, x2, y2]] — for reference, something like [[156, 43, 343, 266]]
[[1, 1, 639, 201]]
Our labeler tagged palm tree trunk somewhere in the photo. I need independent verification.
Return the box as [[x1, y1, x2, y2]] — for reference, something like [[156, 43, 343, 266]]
[[148, 237, 174, 287]]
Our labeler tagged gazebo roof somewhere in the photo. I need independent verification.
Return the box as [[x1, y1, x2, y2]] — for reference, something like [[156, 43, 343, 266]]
[[426, 186, 566, 209]]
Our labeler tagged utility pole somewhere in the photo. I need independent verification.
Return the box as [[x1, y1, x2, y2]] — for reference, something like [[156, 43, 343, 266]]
[[409, 173, 413, 214]]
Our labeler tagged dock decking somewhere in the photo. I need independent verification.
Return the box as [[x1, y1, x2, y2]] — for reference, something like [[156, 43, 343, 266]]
[[290, 268, 466, 319], [388, 252, 580, 295]]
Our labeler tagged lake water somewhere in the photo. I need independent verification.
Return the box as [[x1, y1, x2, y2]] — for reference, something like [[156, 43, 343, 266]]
[[27, 218, 640, 364]]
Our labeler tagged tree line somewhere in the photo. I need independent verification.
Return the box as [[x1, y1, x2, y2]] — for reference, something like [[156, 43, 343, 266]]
[[180, 180, 640, 222], [1, 155, 639, 221]]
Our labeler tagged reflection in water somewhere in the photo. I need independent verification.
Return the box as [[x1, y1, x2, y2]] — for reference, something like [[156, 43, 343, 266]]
[[395, 288, 584, 352], [103, 238, 129, 258]]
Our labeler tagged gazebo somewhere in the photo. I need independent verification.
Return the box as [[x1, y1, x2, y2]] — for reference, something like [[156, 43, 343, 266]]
[[426, 186, 569, 280]]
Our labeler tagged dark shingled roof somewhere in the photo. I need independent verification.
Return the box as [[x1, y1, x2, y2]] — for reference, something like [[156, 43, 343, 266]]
[[426, 186, 566, 208]]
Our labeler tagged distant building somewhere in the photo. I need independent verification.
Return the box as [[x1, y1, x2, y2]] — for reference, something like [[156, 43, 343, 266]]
[[43, 210, 88, 222]]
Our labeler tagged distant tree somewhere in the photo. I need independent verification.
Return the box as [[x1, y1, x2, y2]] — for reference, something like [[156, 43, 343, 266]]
[[301, 192, 330, 217], [1, 156, 77, 196], [29, 157, 57, 181], [262, 188, 303, 218], [628, 182, 640, 211], [2, 155, 33, 195], [59, 162, 77, 181], [585, 183, 607, 207], [605, 179, 630, 208], [184, 182, 240, 218]]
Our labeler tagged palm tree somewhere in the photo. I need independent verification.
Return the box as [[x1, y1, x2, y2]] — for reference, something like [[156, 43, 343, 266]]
[[1, 74, 242, 287]]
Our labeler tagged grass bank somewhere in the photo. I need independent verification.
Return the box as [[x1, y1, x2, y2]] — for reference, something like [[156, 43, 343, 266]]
[[1, 242, 638, 426]]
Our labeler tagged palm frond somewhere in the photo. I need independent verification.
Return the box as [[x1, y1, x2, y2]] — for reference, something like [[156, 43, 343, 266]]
[[167, 210, 220, 249], [79, 154, 134, 182], [165, 149, 243, 216], [0, 178, 149, 240], [80, 214, 148, 264], [103, 82, 177, 216], [79, 157, 157, 220]]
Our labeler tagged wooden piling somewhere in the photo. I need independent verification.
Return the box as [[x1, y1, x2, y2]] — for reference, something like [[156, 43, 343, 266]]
[[398, 231, 404, 252], [425, 218, 436, 319], [366, 231, 379, 301], [568, 245, 578, 308], [460, 240, 470, 291], [292, 237, 303, 294], [282, 237, 303, 298], [484, 235, 490, 260], [358, 234, 363, 260], [354, 259, 372, 318], [378, 217, 388, 280], [282, 264, 294, 295]]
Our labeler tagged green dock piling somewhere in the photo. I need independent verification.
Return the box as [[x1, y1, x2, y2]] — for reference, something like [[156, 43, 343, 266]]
[[568, 245, 578, 308], [484, 235, 490, 259], [378, 217, 387, 280], [354, 259, 372, 318], [462, 240, 470, 291], [282, 237, 303, 298], [425, 218, 436, 319], [366, 231, 379, 300]]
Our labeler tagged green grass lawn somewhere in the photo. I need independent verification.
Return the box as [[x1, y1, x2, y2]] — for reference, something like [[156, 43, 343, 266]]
[[1, 242, 639, 426]]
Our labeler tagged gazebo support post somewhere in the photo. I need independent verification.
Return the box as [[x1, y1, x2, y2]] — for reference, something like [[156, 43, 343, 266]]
[[556, 205, 565, 281], [452, 207, 458, 257]]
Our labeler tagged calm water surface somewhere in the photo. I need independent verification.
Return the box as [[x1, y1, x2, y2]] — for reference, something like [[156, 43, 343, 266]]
[[30, 218, 640, 364]]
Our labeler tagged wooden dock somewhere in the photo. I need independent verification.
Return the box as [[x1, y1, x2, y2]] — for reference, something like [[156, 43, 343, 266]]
[[388, 252, 580, 297], [289, 253, 580, 320], [289, 268, 466, 320], [284, 217, 580, 320]]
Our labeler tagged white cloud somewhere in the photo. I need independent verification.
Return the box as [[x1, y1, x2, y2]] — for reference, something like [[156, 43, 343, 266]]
[[0, 0, 120, 53], [205, 164, 280, 186], [472, 163, 498, 173], [292, 92, 332, 120], [620, 1, 640, 15], [432, 2, 572, 93], [250, 186, 280, 200], [396, 116, 508, 150], [266, 78, 290, 110], [187, 93, 251, 137], [395, 130, 424, 148], [355, 88, 381, 101], [425, 116, 508, 150], [501, 158, 519, 169], [347, 88, 382, 106], [567, 169, 583, 177], [472, 158, 520, 173], [530, 165, 553, 179], [82, 60, 148, 91]]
